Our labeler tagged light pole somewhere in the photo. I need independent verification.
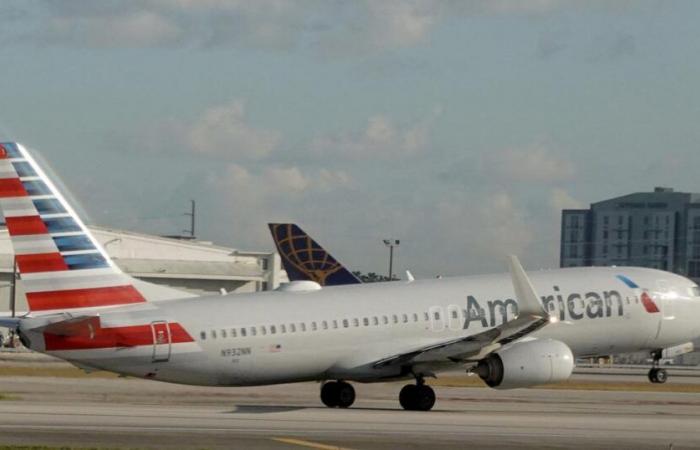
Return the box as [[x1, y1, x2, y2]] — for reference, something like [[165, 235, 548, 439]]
[[383, 239, 400, 281]]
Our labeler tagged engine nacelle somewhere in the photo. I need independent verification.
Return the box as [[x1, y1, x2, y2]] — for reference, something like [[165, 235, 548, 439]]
[[474, 339, 574, 389]]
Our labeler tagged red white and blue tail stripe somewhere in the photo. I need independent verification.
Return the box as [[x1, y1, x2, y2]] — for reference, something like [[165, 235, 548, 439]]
[[0, 142, 146, 314]]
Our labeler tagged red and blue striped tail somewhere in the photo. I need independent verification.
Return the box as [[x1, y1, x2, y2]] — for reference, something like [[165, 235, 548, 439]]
[[0, 142, 147, 314]]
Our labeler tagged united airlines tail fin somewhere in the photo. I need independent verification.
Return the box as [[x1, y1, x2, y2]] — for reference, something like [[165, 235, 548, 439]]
[[0, 142, 194, 315], [268, 223, 361, 286]]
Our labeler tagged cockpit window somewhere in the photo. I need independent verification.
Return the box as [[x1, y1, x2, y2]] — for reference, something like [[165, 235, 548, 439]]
[[690, 286, 700, 297]]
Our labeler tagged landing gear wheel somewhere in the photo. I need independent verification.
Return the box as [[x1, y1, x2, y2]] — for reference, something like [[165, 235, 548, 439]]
[[413, 385, 436, 411], [321, 381, 355, 408], [399, 384, 418, 410], [648, 368, 668, 384], [321, 381, 340, 407], [399, 384, 436, 411], [336, 381, 356, 408]]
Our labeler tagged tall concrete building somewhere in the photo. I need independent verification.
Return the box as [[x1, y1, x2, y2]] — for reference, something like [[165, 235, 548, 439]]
[[560, 187, 700, 284]]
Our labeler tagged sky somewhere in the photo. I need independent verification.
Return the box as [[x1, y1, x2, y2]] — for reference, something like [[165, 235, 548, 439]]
[[0, 0, 699, 278]]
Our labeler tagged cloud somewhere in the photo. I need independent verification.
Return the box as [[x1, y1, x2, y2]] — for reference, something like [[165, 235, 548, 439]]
[[202, 162, 354, 247], [587, 33, 636, 63], [489, 144, 575, 183], [186, 101, 281, 159], [133, 100, 281, 160], [310, 109, 439, 159], [549, 188, 584, 213], [3, 1, 640, 53]]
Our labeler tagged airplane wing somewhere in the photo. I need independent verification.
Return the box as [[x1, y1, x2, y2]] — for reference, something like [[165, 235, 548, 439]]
[[373, 255, 550, 369]]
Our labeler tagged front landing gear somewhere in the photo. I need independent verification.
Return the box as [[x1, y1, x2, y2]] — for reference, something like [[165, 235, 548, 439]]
[[648, 350, 668, 384], [648, 367, 668, 384], [320, 380, 355, 408], [399, 377, 436, 411]]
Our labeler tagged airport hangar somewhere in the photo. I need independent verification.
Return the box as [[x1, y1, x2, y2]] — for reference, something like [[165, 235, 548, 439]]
[[0, 226, 284, 312]]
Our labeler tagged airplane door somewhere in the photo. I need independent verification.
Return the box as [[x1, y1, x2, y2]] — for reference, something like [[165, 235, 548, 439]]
[[150, 321, 172, 363]]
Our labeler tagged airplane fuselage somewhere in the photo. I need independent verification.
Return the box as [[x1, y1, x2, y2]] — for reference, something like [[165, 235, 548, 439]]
[[25, 266, 700, 387]]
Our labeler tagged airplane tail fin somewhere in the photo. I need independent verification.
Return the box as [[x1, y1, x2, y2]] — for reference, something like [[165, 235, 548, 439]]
[[268, 223, 361, 286], [0, 142, 193, 315]]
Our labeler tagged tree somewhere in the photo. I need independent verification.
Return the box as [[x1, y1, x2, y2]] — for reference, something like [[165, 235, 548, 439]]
[[352, 271, 399, 282]]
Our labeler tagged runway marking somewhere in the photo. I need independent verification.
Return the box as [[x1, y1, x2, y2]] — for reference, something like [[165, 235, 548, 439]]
[[272, 437, 353, 450]]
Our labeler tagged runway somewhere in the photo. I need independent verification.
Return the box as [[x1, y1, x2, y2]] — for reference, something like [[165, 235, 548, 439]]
[[0, 375, 699, 449]]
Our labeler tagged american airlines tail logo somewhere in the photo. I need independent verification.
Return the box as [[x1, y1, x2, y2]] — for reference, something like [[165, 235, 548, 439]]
[[616, 275, 660, 314]]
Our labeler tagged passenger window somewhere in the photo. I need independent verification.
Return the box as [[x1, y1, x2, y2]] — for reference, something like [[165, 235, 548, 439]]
[[211, 330, 217, 339], [221, 329, 227, 338], [424, 312, 429, 321], [333, 320, 338, 329], [280, 324, 286, 333], [402, 314, 408, 323], [200, 331, 206, 340], [300, 323, 307, 332], [270, 325, 277, 334], [241, 328, 247, 337], [231, 329, 237, 338], [353, 318, 359, 327], [392, 315, 398, 324], [451, 310, 458, 319], [322, 320, 328, 330], [260, 326, 267, 335], [311, 322, 317, 331], [412, 313, 418, 322], [372, 317, 379, 326], [250, 327, 257, 336], [343, 319, 349, 328], [433, 311, 440, 320], [382, 316, 389, 324], [290, 323, 296, 332], [363, 317, 369, 326]]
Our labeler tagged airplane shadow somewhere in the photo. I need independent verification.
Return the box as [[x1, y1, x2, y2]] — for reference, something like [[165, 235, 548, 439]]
[[226, 404, 433, 414], [226, 405, 307, 414]]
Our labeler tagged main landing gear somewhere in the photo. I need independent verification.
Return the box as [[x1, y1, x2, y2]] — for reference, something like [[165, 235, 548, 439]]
[[648, 350, 668, 384], [399, 376, 436, 411], [321, 380, 356, 408]]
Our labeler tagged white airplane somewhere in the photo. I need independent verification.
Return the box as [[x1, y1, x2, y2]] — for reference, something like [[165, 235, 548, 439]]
[[0, 142, 698, 411]]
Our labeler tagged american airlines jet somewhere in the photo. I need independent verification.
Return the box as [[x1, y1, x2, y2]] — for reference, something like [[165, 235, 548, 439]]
[[0, 142, 698, 411]]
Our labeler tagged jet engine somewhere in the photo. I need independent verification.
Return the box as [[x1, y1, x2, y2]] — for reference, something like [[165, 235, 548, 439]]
[[473, 339, 574, 389]]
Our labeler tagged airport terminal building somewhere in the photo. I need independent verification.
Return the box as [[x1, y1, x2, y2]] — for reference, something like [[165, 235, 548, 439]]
[[0, 226, 283, 312]]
